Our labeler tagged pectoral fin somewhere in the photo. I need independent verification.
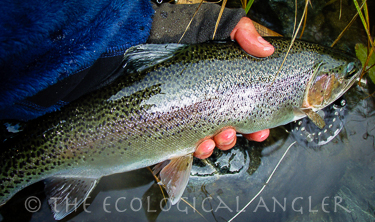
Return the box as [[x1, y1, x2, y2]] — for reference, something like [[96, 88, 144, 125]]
[[302, 109, 326, 129], [44, 177, 99, 220], [154, 154, 193, 205]]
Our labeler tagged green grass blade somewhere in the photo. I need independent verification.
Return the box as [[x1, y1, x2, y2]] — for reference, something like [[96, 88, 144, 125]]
[[352, 0, 374, 49], [245, 0, 254, 14]]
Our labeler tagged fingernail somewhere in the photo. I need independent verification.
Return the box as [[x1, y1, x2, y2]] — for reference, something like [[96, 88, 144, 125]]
[[258, 133, 267, 141], [257, 36, 273, 50], [257, 36, 269, 45], [222, 137, 235, 146], [221, 131, 236, 145]]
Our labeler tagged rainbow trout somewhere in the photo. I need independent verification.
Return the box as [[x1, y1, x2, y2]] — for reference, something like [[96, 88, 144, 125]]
[[0, 38, 361, 219]]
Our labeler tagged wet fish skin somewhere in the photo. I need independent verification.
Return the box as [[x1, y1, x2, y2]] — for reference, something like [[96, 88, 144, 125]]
[[0, 38, 361, 219]]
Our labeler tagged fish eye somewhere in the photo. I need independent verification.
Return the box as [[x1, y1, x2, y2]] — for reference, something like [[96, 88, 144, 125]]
[[345, 62, 357, 79]]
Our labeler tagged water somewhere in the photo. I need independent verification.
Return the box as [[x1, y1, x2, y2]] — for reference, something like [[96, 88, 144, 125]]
[[1, 1, 374, 221]]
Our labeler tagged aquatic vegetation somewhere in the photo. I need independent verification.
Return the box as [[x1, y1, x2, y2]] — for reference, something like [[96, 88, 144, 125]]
[[356, 43, 375, 84]]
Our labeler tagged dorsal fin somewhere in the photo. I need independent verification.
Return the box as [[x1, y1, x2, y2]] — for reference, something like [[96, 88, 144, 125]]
[[123, 43, 188, 73]]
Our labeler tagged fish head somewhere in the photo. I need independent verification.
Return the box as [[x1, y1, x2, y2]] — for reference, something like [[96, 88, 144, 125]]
[[303, 52, 362, 110]]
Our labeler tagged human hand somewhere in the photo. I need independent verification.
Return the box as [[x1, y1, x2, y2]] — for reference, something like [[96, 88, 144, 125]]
[[194, 17, 274, 159]]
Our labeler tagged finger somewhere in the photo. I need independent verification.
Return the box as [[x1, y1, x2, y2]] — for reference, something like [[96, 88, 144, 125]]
[[213, 128, 237, 151], [230, 17, 274, 58], [194, 139, 215, 159], [243, 129, 270, 142]]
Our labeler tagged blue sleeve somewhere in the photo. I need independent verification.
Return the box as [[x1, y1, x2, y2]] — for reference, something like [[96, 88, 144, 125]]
[[0, 0, 154, 121]]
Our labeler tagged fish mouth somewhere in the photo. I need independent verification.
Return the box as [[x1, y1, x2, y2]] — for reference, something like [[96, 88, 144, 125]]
[[335, 68, 363, 100]]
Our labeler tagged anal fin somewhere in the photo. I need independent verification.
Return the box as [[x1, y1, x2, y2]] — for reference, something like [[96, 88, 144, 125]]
[[44, 177, 99, 220], [154, 154, 193, 205]]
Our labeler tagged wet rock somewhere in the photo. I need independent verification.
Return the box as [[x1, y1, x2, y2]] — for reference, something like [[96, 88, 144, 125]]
[[191, 137, 262, 177]]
